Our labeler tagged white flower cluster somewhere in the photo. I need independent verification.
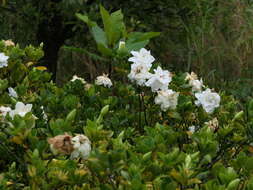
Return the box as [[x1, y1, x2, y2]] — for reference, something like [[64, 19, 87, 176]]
[[185, 72, 220, 114], [71, 75, 87, 84], [0, 52, 9, 68], [70, 134, 91, 160], [128, 48, 178, 111], [128, 48, 154, 86], [95, 74, 113, 88], [0, 102, 32, 119]]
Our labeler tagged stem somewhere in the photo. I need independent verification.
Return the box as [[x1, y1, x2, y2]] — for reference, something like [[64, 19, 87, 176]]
[[141, 92, 148, 126], [138, 93, 142, 131], [109, 62, 112, 78]]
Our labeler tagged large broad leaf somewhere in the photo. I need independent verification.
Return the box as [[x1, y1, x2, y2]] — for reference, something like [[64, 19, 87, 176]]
[[76, 13, 97, 27], [127, 32, 160, 43], [125, 40, 149, 52], [125, 32, 160, 52], [91, 25, 107, 47], [97, 43, 113, 57], [100, 5, 126, 47], [76, 13, 108, 47]]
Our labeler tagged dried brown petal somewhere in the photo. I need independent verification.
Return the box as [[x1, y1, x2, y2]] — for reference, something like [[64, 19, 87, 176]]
[[48, 133, 74, 155]]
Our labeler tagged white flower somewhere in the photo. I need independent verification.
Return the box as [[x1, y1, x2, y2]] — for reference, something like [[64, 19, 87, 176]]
[[0, 106, 11, 117], [95, 74, 112, 88], [71, 134, 91, 159], [71, 75, 86, 84], [9, 102, 32, 119], [188, 126, 196, 133], [8, 87, 18, 98], [195, 88, 220, 114], [145, 66, 172, 92], [185, 72, 198, 81], [0, 52, 9, 68], [128, 48, 155, 67], [154, 89, 179, 111], [185, 72, 203, 92], [128, 63, 152, 86], [189, 79, 203, 92]]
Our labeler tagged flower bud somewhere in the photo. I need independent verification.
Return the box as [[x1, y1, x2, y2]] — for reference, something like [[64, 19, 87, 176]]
[[118, 41, 125, 50]]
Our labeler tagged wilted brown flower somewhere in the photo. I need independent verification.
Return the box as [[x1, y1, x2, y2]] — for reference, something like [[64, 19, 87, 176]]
[[4, 40, 15, 47], [205, 117, 219, 131], [48, 133, 74, 155]]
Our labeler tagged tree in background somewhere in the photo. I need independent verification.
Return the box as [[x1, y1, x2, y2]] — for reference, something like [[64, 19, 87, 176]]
[[0, 0, 100, 81]]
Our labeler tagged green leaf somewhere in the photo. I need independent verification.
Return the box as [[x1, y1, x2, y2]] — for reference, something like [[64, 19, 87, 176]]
[[127, 32, 160, 42], [125, 32, 160, 52], [0, 79, 8, 92], [97, 43, 113, 57], [248, 99, 253, 118], [96, 105, 110, 124], [100, 5, 125, 46], [76, 13, 97, 27], [244, 157, 253, 172], [227, 179, 240, 190], [126, 40, 149, 52], [91, 25, 108, 46], [66, 109, 77, 124]]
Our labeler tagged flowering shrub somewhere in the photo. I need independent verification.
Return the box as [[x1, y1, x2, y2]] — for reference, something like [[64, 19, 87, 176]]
[[1, 31, 253, 190]]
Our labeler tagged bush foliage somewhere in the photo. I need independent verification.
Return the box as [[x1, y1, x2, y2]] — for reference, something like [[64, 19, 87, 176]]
[[1, 34, 253, 190]]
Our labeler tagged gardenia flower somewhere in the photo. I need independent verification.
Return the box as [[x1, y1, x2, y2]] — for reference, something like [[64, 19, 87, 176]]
[[70, 134, 91, 160], [3, 40, 15, 47], [185, 72, 203, 92], [145, 66, 172, 92], [95, 74, 112, 88], [189, 79, 203, 92], [0, 106, 11, 117], [71, 75, 86, 84], [0, 52, 9, 68], [128, 48, 155, 67], [188, 125, 196, 133], [9, 102, 32, 119], [48, 133, 74, 155], [128, 63, 152, 86], [185, 72, 198, 81], [195, 88, 220, 114], [8, 87, 18, 98], [154, 89, 179, 111]]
